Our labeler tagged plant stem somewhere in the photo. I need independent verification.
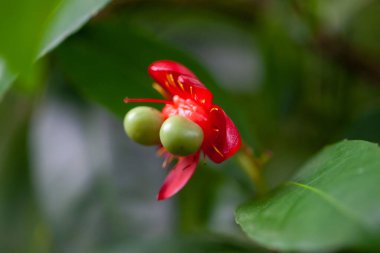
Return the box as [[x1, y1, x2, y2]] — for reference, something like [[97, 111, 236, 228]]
[[236, 142, 270, 196]]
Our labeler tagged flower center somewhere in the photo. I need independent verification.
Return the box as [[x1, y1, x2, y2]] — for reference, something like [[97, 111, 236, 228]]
[[162, 95, 208, 128]]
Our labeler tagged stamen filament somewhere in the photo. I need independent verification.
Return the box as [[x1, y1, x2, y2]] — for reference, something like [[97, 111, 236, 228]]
[[124, 97, 172, 104]]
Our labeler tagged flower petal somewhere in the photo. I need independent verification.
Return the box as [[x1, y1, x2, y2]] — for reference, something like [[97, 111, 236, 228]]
[[157, 153, 200, 201], [149, 60, 197, 80], [148, 60, 213, 107], [177, 75, 213, 108], [204, 105, 241, 163]]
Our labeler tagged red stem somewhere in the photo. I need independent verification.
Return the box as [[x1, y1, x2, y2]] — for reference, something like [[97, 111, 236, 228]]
[[124, 97, 172, 104]]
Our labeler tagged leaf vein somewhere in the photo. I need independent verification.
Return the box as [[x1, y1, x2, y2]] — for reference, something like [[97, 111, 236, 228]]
[[286, 181, 371, 234]]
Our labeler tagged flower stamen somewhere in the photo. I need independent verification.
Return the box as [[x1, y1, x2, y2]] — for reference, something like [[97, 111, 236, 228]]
[[167, 74, 176, 86], [212, 144, 224, 158], [156, 146, 166, 156], [162, 155, 175, 168], [178, 80, 185, 91], [152, 82, 169, 98]]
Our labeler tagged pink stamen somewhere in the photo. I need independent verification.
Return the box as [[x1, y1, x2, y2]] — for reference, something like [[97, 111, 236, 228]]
[[162, 155, 175, 168], [124, 97, 172, 104]]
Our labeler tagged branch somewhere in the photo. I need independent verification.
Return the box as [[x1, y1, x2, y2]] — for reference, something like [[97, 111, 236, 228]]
[[312, 33, 380, 86], [292, 0, 380, 86]]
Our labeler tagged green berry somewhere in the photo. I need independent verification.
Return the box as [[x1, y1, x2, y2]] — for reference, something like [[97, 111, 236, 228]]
[[124, 106, 163, 146], [160, 115, 204, 156]]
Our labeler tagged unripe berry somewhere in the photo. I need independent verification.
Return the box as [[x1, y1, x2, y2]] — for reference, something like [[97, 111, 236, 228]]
[[124, 106, 163, 145], [160, 115, 204, 156]]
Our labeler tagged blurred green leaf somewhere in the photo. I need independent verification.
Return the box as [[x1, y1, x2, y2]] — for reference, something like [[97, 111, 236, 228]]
[[236, 140, 380, 252], [0, 92, 50, 253], [13, 60, 46, 95], [316, 0, 372, 32], [177, 164, 223, 232], [350, 1, 380, 58], [102, 234, 265, 253], [345, 108, 380, 144], [0, 0, 111, 98]]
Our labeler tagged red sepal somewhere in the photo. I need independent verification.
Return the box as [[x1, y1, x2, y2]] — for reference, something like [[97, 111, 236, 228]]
[[148, 60, 213, 108], [157, 153, 200, 201], [204, 105, 241, 163]]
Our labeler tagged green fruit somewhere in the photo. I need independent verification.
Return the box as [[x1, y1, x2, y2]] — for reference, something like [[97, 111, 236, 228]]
[[124, 106, 163, 145], [160, 115, 204, 156]]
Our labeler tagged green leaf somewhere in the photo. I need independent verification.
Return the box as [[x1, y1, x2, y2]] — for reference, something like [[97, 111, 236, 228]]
[[236, 140, 380, 252], [38, 0, 110, 57], [0, 0, 111, 98]]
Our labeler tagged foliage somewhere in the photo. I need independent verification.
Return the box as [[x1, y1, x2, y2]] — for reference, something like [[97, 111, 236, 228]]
[[237, 140, 380, 252], [1, 0, 380, 252], [0, 0, 110, 97]]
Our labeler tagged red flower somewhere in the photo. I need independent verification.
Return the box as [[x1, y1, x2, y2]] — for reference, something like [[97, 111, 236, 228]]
[[125, 60, 241, 200]]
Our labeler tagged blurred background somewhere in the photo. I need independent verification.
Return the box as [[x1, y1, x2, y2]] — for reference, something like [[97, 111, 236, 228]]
[[1, 0, 380, 252]]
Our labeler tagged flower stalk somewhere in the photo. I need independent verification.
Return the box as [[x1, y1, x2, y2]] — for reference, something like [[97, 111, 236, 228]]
[[236, 142, 270, 196]]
